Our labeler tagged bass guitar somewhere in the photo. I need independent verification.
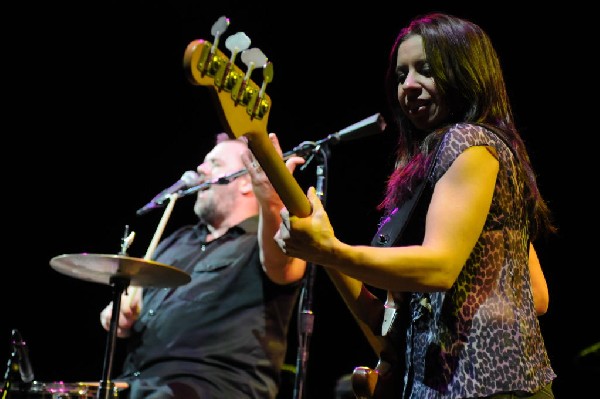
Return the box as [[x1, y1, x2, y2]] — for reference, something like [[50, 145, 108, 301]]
[[351, 294, 406, 399], [182, 16, 400, 398]]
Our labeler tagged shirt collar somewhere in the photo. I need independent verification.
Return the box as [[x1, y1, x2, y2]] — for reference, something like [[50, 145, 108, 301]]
[[236, 215, 259, 234], [194, 214, 259, 238]]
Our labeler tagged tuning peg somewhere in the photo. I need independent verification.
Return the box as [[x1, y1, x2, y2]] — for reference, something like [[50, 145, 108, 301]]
[[241, 48, 272, 98], [229, 47, 267, 106], [225, 32, 251, 64], [256, 61, 274, 103], [240, 48, 268, 79], [261, 62, 274, 89], [241, 48, 268, 69], [210, 16, 230, 52], [240, 48, 273, 119], [211, 16, 230, 38]]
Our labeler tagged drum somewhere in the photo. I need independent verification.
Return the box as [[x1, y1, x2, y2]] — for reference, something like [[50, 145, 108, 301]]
[[78, 381, 128, 398], [1, 380, 128, 398]]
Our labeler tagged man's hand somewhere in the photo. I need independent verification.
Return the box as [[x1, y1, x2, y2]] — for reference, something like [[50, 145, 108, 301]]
[[99, 289, 142, 338]]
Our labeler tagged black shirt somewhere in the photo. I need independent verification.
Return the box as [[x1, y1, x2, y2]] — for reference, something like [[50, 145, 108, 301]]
[[119, 215, 301, 398]]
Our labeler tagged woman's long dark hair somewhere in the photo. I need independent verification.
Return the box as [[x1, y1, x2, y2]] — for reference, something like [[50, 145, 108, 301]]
[[379, 13, 555, 239]]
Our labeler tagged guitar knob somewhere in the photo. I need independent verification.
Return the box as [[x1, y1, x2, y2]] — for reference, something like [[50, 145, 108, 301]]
[[378, 234, 389, 245]]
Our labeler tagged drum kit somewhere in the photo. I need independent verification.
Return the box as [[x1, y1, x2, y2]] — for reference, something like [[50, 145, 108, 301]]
[[1, 187, 192, 399], [2, 252, 191, 399]]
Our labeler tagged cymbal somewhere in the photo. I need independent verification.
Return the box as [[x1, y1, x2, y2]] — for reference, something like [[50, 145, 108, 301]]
[[50, 253, 191, 288]]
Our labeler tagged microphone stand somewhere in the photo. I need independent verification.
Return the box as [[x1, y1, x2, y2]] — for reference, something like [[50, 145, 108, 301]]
[[292, 143, 330, 399]]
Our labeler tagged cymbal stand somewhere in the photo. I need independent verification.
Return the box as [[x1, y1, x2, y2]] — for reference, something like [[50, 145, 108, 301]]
[[97, 193, 180, 399], [97, 275, 129, 399], [2, 344, 17, 399], [97, 226, 135, 399]]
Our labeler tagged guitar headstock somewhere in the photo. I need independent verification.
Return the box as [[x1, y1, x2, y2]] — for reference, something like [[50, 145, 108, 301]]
[[183, 16, 273, 142], [182, 17, 311, 218]]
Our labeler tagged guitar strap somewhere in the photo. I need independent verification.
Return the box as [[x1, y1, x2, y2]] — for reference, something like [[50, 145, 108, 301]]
[[370, 173, 434, 339], [370, 179, 429, 248], [370, 139, 442, 249], [354, 141, 442, 399], [371, 125, 509, 249]]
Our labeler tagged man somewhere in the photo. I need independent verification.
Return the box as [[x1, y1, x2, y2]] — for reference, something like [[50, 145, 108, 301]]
[[100, 133, 307, 398]]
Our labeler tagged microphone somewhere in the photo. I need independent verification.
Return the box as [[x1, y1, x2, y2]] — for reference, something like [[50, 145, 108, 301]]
[[152, 114, 386, 205], [281, 113, 387, 160], [11, 329, 34, 384], [179, 169, 249, 197], [326, 113, 386, 144], [136, 170, 201, 216]]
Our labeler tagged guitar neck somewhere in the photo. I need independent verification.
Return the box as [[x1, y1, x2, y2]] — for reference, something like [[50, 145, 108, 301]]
[[246, 132, 311, 217]]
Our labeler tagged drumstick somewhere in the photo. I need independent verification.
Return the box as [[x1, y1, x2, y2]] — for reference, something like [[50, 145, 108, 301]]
[[144, 193, 179, 259], [124, 193, 180, 309]]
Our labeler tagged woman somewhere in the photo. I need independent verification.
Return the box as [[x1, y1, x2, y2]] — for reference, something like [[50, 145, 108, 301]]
[[275, 13, 556, 398]]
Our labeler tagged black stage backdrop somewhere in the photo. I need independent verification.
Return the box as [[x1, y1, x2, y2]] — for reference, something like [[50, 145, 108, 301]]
[[2, 1, 597, 398]]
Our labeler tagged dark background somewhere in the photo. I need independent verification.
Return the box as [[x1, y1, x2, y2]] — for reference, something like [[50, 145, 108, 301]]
[[3, 1, 598, 398]]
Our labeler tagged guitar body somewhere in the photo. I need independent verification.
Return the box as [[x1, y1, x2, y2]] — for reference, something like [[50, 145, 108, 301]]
[[350, 314, 406, 399], [351, 291, 409, 399], [352, 358, 404, 399]]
